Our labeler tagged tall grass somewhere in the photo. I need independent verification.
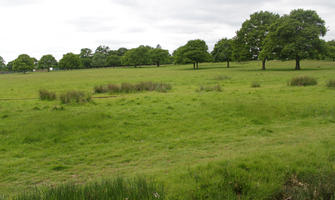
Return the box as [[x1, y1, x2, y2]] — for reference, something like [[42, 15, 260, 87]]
[[326, 80, 335, 88], [289, 76, 317, 86], [197, 84, 222, 92], [13, 177, 164, 200], [60, 90, 92, 104], [39, 89, 56, 101], [94, 82, 172, 94]]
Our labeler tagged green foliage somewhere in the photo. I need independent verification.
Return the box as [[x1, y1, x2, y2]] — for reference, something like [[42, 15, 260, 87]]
[[58, 53, 81, 70], [94, 82, 172, 94], [172, 45, 192, 64], [39, 89, 57, 101], [0, 56, 5, 69], [91, 52, 108, 68], [13, 177, 164, 200], [12, 54, 35, 73], [38, 55, 57, 71], [79, 48, 93, 68], [262, 9, 327, 70], [236, 11, 279, 64], [60, 90, 92, 104], [121, 45, 152, 67], [150, 46, 170, 67], [106, 55, 121, 67], [212, 38, 233, 67], [289, 76, 317, 86], [326, 80, 335, 88], [326, 40, 335, 61], [117, 47, 128, 56], [197, 84, 222, 92]]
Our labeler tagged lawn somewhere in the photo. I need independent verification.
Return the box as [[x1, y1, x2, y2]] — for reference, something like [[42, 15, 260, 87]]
[[1, 60, 335, 199]]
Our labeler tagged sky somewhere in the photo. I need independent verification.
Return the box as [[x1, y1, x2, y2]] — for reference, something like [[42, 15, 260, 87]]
[[0, 0, 334, 62]]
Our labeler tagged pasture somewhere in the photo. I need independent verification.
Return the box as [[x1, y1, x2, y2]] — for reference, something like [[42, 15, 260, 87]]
[[1, 60, 335, 199]]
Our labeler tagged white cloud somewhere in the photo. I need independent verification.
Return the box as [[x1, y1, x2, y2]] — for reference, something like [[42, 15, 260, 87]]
[[0, 0, 334, 62]]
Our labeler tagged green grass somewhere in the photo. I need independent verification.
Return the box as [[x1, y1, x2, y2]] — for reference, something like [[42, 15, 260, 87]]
[[1, 60, 335, 199]]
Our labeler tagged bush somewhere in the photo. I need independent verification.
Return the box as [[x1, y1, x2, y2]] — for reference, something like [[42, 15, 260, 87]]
[[198, 84, 222, 92], [289, 76, 317, 86], [251, 82, 261, 88], [39, 89, 57, 101], [94, 85, 108, 94], [95, 82, 172, 94], [107, 84, 121, 93], [60, 91, 91, 104], [326, 80, 335, 88]]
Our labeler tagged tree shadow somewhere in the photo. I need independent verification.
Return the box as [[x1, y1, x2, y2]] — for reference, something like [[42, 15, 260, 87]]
[[237, 67, 333, 72]]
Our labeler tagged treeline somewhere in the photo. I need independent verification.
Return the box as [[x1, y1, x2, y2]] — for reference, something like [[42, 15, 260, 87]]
[[0, 9, 335, 73]]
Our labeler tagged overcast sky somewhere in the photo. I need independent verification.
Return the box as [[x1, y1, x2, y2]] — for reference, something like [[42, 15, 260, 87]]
[[0, 0, 334, 62]]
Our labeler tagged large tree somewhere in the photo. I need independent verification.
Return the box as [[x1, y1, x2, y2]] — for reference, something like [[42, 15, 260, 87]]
[[58, 53, 81, 70], [183, 39, 211, 70], [13, 54, 35, 73], [327, 40, 335, 61], [121, 45, 152, 67], [38, 54, 57, 71], [0, 56, 5, 69], [150, 45, 170, 67], [212, 38, 233, 68], [235, 11, 279, 70], [91, 52, 108, 68], [261, 9, 327, 70], [107, 55, 121, 67], [79, 48, 93, 68]]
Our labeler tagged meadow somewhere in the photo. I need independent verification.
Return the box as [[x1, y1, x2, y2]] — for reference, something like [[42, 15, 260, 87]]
[[1, 60, 335, 199]]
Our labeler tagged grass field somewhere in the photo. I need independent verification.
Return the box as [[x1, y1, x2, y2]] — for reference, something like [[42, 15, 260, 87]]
[[1, 60, 335, 199]]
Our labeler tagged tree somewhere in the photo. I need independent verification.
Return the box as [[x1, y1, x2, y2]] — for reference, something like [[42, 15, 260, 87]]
[[91, 52, 107, 68], [95, 45, 110, 56], [0, 56, 5, 69], [121, 45, 152, 67], [327, 40, 335, 61], [235, 11, 279, 70], [58, 53, 81, 70], [261, 9, 327, 70], [184, 39, 211, 70], [12, 54, 35, 73], [117, 48, 128, 56], [150, 45, 170, 67], [172, 46, 192, 64], [79, 48, 93, 68], [212, 38, 233, 68], [7, 61, 14, 71], [38, 54, 57, 71], [107, 55, 121, 67]]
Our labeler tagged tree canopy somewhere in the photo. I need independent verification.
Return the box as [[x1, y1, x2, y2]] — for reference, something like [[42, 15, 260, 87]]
[[235, 11, 280, 70], [38, 54, 58, 71], [0, 56, 5, 69], [150, 45, 170, 67], [261, 9, 327, 70], [58, 53, 81, 70], [13, 54, 35, 73], [212, 38, 233, 68], [121, 45, 152, 67]]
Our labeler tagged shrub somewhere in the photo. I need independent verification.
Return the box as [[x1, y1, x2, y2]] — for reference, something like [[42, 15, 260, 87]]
[[198, 84, 222, 92], [154, 83, 172, 93], [94, 85, 108, 94], [39, 89, 57, 101], [326, 80, 335, 88], [289, 76, 317, 86], [107, 84, 121, 93], [121, 83, 135, 93], [251, 82, 261, 88], [60, 90, 91, 104]]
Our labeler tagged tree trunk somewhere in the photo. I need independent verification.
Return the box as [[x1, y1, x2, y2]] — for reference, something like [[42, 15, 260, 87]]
[[262, 59, 266, 70], [196, 62, 199, 69], [295, 56, 301, 70], [227, 59, 230, 68], [193, 63, 196, 70], [157, 61, 160, 67]]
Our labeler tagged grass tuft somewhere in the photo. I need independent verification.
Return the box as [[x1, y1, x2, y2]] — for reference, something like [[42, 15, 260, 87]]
[[198, 84, 222, 92], [13, 177, 164, 200], [60, 91, 92, 104], [326, 80, 335, 88], [289, 76, 317, 86], [94, 82, 172, 94], [251, 82, 261, 88], [39, 89, 57, 101]]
